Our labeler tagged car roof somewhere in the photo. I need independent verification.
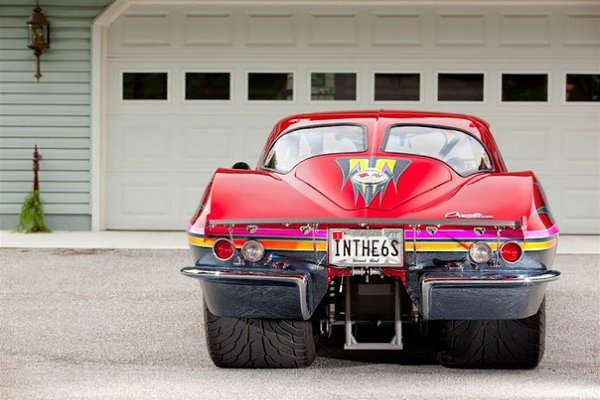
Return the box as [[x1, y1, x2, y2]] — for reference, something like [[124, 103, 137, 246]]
[[284, 109, 487, 122], [270, 109, 490, 138], [260, 109, 505, 173]]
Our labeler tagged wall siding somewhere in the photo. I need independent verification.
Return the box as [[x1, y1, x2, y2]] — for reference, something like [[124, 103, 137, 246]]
[[0, 0, 110, 230]]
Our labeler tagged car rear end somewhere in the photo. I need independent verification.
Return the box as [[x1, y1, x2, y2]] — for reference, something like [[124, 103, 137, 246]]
[[180, 111, 560, 368], [183, 217, 558, 352]]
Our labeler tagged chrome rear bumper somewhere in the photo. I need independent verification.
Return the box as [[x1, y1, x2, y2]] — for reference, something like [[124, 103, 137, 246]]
[[421, 270, 560, 320], [181, 265, 326, 320]]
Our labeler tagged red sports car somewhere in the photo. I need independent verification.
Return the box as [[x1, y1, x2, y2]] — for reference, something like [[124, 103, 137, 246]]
[[182, 110, 560, 369]]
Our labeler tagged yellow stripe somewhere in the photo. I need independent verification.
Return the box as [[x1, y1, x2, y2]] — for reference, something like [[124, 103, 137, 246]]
[[404, 237, 558, 252], [188, 236, 328, 251], [523, 237, 558, 251], [188, 236, 556, 252]]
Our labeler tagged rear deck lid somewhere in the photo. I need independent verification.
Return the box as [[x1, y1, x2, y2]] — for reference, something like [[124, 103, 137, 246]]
[[295, 155, 453, 211]]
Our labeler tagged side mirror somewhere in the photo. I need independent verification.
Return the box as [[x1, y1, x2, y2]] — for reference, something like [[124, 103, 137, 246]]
[[232, 161, 251, 170]]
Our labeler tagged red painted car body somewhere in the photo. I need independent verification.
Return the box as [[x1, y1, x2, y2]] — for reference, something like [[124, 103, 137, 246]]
[[182, 110, 560, 369]]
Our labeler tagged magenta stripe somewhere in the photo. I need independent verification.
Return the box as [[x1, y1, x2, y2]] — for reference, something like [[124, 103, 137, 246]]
[[187, 223, 558, 240]]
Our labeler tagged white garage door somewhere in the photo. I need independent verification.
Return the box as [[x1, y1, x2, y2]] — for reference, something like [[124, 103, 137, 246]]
[[105, 2, 600, 232]]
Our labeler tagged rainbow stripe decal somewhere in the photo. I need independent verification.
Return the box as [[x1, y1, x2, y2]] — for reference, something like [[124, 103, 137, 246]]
[[187, 225, 558, 253]]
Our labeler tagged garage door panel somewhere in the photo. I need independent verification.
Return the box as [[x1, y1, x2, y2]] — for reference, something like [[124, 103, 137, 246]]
[[499, 14, 551, 47], [561, 131, 600, 171], [497, 131, 551, 162], [495, 128, 558, 175], [121, 130, 173, 159], [371, 13, 423, 47], [122, 185, 170, 217], [435, 14, 486, 46], [182, 13, 234, 46], [179, 128, 234, 161], [107, 176, 172, 214], [246, 14, 296, 46], [565, 13, 600, 47], [308, 14, 358, 46], [107, 173, 204, 230], [121, 14, 171, 47], [564, 189, 599, 219], [107, 127, 174, 171], [562, 189, 600, 233]]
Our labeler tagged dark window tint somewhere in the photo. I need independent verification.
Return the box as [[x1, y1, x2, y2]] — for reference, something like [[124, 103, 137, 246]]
[[123, 73, 167, 100], [311, 73, 357, 100], [437, 73, 484, 101], [566, 74, 600, 102], [248, 73, 293, 100], [185, 72, 230, 100], [502, 74, 548, 102], [374, 73, 420, 101]]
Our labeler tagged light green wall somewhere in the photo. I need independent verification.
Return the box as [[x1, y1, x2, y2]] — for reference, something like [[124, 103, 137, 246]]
[[0, 0, 111, 230]]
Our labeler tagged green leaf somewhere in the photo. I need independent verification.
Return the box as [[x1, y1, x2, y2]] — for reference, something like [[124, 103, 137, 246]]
[[13, 190, 51, 233]]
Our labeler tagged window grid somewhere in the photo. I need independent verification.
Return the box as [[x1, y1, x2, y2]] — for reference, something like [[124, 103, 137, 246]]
[[118, 70, 596, 105]]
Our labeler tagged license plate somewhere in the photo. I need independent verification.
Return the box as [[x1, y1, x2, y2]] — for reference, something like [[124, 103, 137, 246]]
[[328, 229, 404, 267]]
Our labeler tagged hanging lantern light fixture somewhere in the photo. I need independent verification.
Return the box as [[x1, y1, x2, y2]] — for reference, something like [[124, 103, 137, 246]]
[[27, 1, 50, 82]]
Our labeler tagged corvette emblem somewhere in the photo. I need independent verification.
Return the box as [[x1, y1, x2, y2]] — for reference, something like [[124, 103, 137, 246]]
[[337, 158, 410, 206], [352, 169, 388, 185]]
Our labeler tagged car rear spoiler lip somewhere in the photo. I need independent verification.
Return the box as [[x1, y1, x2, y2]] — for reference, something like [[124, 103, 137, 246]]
[[207, 218, 520, 229]]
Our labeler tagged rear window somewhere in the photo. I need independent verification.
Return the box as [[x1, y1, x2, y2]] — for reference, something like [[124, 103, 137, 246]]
[[383, 125, 492, 176], [264, 125, 366, 173]]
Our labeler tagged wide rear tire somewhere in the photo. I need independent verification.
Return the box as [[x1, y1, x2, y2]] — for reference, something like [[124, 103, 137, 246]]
[[436, 299, 546, 369], [204, 304, 317, 368]]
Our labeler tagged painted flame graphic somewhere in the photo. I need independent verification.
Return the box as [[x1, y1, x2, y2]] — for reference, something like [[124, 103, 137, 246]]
[[337, 158, 410, 206]]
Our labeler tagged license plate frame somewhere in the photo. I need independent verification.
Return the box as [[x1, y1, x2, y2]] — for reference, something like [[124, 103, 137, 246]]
[[328, 228, 404, 267]]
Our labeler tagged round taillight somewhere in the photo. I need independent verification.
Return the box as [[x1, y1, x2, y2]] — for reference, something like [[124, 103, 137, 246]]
[[469, 241, 493, 263], [241, 240, 264, 262], [213, 238, 234, 260], [500, 241, 522, 263]]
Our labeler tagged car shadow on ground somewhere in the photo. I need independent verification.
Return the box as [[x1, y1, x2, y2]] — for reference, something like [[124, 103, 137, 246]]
[[317, 326, 439, 365]]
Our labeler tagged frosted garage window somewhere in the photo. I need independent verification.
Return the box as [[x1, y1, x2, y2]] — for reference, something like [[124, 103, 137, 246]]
[[502, 74, 548, 102], [374, 73, 420, 101], [122, 72, 167, 100], [437, 73, 484, 101], [185, 72, 230, 100], [311, 73, 357, 101], [248, 73, 293, 100], [566, 74, 600, 102]]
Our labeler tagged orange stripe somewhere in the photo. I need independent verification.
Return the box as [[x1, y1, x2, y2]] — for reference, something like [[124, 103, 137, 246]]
[[188, 236, 327, 251], [188, 236, 556, 252]]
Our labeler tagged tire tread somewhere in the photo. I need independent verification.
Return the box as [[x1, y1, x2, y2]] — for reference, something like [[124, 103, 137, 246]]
[[437, 300, 545, 369], [204, 305, 317, 368]]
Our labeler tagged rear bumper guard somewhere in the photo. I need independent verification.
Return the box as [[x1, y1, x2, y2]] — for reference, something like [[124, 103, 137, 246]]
[[181, 266, 317, 320], [421, 270, 560, 320]]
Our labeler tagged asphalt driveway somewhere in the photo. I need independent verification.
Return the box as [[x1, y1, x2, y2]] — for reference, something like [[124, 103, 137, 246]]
[[0, 249, 598, 400]]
